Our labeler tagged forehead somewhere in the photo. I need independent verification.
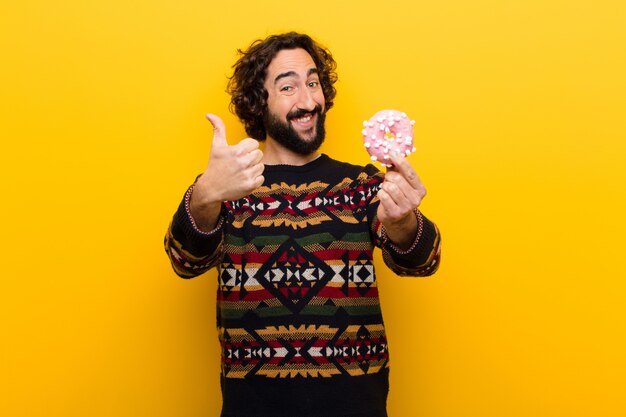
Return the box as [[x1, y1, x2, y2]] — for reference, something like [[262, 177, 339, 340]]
[[265, 48, 317, 80]]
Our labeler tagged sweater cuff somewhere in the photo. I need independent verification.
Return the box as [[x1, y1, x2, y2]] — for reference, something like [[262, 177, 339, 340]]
[[184, 186, 224, 236], [170, 186, 225, 256], [381, 209, 437, 262]]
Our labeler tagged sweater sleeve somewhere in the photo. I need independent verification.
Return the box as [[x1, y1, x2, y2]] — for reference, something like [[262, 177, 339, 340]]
[[363, 166, 442, 277], [164, 185, 225, 278], [377, 209, 441, 277]]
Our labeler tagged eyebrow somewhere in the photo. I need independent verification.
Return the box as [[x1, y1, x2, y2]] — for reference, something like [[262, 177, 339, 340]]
[[273, 68, 319, 85]]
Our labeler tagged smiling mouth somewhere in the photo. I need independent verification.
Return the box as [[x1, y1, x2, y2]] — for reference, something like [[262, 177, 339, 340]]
[[293, 113, 313, 123], [287, 104, 323, 130], [289, 112, 317, 129]]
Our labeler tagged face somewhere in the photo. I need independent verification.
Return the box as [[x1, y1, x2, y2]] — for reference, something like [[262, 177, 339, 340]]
[[263, 48, 327, 155]]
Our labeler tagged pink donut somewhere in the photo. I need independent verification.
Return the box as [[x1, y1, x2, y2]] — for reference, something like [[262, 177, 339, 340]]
[[362, 110, 416, 167]]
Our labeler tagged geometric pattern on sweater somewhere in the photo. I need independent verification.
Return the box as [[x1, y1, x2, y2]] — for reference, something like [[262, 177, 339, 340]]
[[228, 175, 376, 229], [218, 242, 381, 319], [165, 154, 441, 390], [220, 323, 388, 378], [165, 225, 223, 278], [256, 238, 334, 312]]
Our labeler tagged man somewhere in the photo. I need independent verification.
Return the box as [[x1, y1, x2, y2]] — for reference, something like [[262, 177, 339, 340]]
[[165, 32, 441, 417]]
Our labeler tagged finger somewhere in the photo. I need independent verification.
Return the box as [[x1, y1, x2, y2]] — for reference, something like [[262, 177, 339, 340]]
[[240, 153, 264, 175], [206, 113, 228, 148], [236, 138, 261, 153], [249, 149, 263, 166], [252, 174, 265, 189], [391, 181, 423, 208], [249, 161, 265, 179], [384, 174, 419, 205], [386, 170, 426, 206], [388, 153, 421, 188], [385, 170, 421, 193], [380, 181, 413, 212], [385, 163, 398, 174], [377, 189, 402, 219]]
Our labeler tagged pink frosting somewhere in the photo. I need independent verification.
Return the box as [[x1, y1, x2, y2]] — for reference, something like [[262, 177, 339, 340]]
[[362, 110, 415, 167]]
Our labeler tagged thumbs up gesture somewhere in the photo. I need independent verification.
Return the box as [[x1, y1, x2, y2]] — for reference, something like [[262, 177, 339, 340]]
[[189, 114, 265, 231]]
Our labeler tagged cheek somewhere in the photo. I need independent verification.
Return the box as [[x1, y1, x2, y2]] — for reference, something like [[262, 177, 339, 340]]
[[315, 90, 326, 108], [270, 97, 295, 117], [265, 94, 280, 115]]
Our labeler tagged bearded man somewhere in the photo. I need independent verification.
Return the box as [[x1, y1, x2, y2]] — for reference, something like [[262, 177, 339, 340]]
[[165, 32, 441, 417]]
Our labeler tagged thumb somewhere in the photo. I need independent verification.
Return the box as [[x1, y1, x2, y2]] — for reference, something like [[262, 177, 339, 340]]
[[206, 113, 228, 148], [385, 153, 400, 174]]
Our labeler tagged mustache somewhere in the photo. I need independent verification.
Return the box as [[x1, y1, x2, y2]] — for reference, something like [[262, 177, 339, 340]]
[[287, 104, 323, 120]]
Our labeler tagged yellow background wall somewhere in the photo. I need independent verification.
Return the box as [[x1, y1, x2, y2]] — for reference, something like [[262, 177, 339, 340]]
[[2, 1, 625, 416]]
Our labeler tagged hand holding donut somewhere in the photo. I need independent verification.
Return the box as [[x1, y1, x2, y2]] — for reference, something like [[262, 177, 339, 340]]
[[189, 114, 265, 231], [363, 110, 425, 248], [376, 153, 427, 249]]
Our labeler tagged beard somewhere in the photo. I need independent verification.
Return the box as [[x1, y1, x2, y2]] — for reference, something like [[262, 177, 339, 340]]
[[263, 104, 326, 156]]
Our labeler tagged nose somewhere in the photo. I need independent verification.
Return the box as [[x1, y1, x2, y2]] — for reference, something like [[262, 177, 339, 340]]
[[297, 85, 316, 111]]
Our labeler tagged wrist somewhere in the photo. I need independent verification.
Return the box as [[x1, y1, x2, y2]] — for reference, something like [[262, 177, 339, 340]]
[[382, 208, 421, 251], [187, 186, 223, 232], [192, 174, 224, 207]]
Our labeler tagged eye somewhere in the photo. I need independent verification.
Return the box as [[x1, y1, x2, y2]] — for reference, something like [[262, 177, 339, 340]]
[[279, 85, 297, 95], [308, 81, 319, 88]]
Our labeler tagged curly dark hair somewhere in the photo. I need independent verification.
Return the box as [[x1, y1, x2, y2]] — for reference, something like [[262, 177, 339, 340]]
[[227, 32, 338, 140]]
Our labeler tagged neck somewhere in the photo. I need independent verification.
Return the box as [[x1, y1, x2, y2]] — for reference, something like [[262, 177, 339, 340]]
[[261, 137, 320, 165]]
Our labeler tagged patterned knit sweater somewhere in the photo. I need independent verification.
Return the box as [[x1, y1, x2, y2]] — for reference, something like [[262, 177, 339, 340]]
[[165, 154, 441, 417]]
